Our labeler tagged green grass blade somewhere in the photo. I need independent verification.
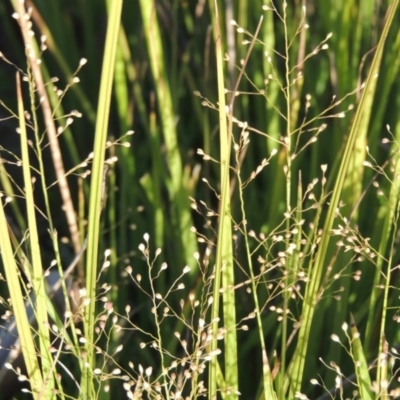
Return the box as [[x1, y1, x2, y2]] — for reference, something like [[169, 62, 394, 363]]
[[375, 147, 400, 396], [349, 314, 373, 400], [208, 0, 238, 398], [288, 1, 399, 396], [138, 0, 198, 271], [365, 2, 400, 353], [0, 180, 44, 397], [17, 72, 55, 397], [81, 1, 123, 398], [323, 0, 385, 382]]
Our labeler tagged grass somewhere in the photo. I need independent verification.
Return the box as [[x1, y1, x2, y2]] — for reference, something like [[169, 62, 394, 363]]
[[0, 0, 399, 399]]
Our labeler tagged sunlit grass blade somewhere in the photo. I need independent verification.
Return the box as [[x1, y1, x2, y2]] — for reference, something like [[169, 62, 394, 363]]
[[16, 71, 55, 397], [349, 314, 373, 400], [323, 0, 385, 381], [365, 2, 400, 354], [0, 194, 44, 398], [105, 0, 133, 355], [207, 0, 238, 398], [81, 0, 123, 398], [1, 227, 80, 395], [288, 1, 399, 396]]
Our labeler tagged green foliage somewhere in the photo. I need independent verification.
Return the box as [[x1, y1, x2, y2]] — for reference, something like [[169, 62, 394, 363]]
[[0, 0, 399, 399]]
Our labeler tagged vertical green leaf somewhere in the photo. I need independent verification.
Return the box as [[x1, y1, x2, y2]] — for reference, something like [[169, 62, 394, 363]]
[[0, 96, 44, 396], [208, 0, 238, 398], [17, 72, 55, 397], [81, 1, 123, 398], [349, 314, 373, 400], [138, 0, 198, 271], [288, 1, 399, 396]]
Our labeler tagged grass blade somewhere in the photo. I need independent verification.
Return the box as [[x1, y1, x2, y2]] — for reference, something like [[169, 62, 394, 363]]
[[138, 0, 198, 271], [288, 1, 399, 396], [16, 71, 55, 397], [0, 184, 44, 397], [208, 0, 238, 398], [349, 314, 373, 400], [374, 147, 400, 396], [81, 1, 123, 398], [365, 0, 400, 353]]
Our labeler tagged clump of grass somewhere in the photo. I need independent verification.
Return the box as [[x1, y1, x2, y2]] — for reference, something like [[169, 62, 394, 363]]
[[0, 1, 399, 399]]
